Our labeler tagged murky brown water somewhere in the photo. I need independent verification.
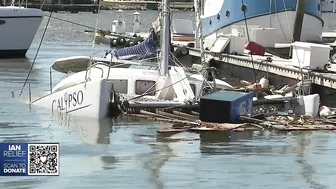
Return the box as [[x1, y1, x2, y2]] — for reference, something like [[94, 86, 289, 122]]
[[0, 10, 336, 189]]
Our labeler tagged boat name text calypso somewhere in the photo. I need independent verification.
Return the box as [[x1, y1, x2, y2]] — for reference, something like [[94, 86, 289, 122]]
[[52, 90, 84, 111]]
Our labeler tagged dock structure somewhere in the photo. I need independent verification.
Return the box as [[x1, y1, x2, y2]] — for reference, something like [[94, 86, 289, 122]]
[[101, 0, 194, 10], [94, 30, 336, 97], [29, 3, 101, 12], [7, 0, 102, 12], [177, 46, 336, 90], [19, 0, 194, 11]]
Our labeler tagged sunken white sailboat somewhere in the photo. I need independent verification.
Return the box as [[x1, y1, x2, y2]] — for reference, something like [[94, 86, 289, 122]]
[[31, 0, 233, 118]]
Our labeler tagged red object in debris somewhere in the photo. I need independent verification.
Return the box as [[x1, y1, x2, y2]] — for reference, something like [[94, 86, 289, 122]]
[[245, 41, 266, 56]]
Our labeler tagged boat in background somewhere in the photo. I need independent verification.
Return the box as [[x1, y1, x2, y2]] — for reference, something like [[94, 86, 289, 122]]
[[0, 0, 43, 58], [200, 0, 323, 44]]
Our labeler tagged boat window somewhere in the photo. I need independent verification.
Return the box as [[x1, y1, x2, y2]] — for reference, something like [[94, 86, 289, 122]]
[[135, 80, 156, 96], [109, 79, 128, 94], [318, 3, 321, 11], [226, 10, 230, 18], [209, 19, 212, 26], [190, 84, 196, 95], [217, 13, 220, 21]]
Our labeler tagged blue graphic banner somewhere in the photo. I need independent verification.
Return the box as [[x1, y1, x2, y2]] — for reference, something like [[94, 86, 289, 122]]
[[0, 143, 60, 176]]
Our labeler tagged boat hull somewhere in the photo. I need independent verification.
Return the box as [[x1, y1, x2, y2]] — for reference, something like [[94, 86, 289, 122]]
[[0, 7, 43, 58], [201, 0, 323, 43], [31, 79, 112, 118]]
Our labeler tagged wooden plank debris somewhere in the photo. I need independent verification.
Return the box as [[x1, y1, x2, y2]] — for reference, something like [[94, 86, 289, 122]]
[[123, 107, 336, 135]]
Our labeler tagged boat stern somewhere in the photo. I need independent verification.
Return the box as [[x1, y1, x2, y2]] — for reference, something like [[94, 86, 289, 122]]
[[31, 79, 113, 118]]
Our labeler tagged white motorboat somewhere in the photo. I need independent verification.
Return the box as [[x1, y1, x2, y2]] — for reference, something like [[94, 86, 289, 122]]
[[30, 1, 234, 119], [0, 0, 43, 58]]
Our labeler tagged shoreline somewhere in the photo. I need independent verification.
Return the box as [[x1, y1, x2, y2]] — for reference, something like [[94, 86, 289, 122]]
[[25, 3, 194, 12], [101, 1, 194, 11]]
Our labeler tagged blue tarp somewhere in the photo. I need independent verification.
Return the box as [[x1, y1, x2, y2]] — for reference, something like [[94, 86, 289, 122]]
[[114, 30, 157, 58]]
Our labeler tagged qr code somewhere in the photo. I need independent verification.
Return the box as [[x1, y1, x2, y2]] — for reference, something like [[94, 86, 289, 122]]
[[27, 143, 60, 176]]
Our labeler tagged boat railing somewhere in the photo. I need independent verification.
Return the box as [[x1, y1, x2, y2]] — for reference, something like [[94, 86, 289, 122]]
[[86, 64, 104, 79], [49, 67, 53, 93]]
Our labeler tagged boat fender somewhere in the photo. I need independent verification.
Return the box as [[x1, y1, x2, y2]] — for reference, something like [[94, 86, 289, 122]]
[[110, 38, 118, 47], [125, 39, 132, 47], [319, 102, 333, 117], [135, 36, 144, 43], [116, 37, 126, 45], [132, 37, 142, 45], [259, 77, 269, 89], [174, 46, 189, 57], [180, 46, 189, 55]]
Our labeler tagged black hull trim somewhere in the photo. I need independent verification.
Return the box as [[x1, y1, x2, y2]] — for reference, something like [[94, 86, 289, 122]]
[[0, 49, 27, 58]]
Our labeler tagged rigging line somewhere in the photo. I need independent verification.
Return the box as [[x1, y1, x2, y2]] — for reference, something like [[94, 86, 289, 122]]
[[168, 51, 213, 88], [274, 0, 288, 42], [241, 0, 258, 82], [91, 1, 102, 58], [86, 0, 102, 82], [282, 0, 306, 89], [18, 11, 53, 98], [39, 0, 47, 9], [43, 14, 97, 30], [269, 0, 272, 27], [282, 0, 293, 37]]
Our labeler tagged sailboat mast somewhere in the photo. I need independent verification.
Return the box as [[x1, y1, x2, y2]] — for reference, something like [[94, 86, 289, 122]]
[[160, 0, 170, 76], [194, 0, 203, 49]]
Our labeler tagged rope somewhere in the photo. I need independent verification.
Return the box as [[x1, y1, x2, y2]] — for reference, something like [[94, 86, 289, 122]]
[[39, 0, 47, 9], [43, 14, 97, 30], [193, 0, 209, 98], [269, 0, 272, 27], [18, 11, 53, 97], [85, 0, 102, 83], [274, 1, 289, 42], [241, 0, 258, 83], [282, 0, 308, 94], [90, 0, 102, 59]]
